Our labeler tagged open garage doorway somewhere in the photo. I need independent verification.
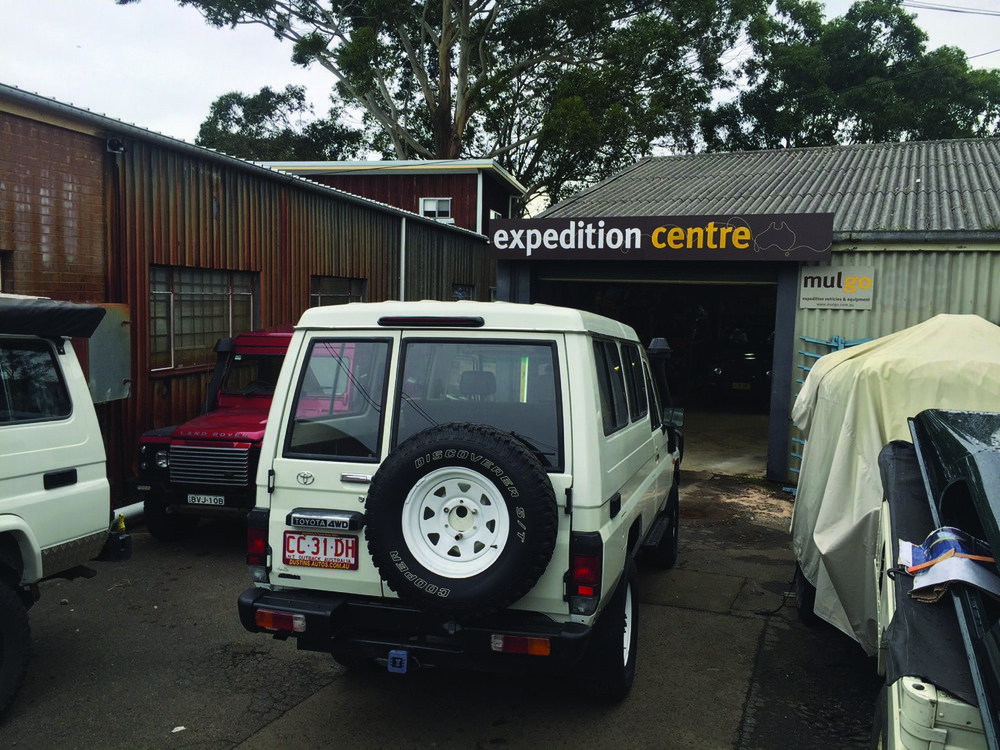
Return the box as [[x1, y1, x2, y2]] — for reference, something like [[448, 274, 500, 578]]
[[533, 277, 778, 477], [536, 279, 778, 414]]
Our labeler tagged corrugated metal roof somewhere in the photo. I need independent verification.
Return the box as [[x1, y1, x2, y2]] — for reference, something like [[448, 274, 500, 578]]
[[542, 140, 1000, 237]]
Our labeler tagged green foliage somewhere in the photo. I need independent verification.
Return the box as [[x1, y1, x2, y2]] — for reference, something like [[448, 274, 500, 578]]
[[129, 0, 1000, 207], [194, 85, 364, 161], [703, 0, 1000, 151], [140, 0, 765, 209]]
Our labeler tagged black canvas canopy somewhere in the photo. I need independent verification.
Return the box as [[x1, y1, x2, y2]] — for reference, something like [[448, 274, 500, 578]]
[[0, 296, 106, 339]]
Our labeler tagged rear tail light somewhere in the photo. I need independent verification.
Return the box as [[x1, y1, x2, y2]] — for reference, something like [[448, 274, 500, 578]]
[[491, 634, 551, 656], [255, 608, 306, 633], [246, 507, 270, 582], [566, 532, 603, 616]]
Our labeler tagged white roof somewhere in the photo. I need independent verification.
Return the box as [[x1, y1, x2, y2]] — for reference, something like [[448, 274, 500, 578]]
[[295, 300, 639, 340]]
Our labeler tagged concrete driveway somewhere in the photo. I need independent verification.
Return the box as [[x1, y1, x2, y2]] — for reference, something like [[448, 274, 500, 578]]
[[2, 466, 881, 749]]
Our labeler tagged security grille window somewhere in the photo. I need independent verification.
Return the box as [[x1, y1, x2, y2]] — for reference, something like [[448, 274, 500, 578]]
[[0, 340, 71, 423], [150, 267, 256, 370], [420, 197, 452, 221], [310, 277, 366, 308]]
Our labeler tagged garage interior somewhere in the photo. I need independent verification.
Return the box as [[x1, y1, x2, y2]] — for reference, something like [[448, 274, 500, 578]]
[[532, 269, 778, 477]]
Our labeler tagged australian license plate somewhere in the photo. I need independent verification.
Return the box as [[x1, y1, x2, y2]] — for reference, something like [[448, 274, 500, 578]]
[[284, 531, 359, 570], [188, 494, 225, 505], [732, 382, 751, 391]]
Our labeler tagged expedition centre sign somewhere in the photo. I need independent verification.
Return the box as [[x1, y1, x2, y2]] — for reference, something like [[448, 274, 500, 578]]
[[490, 213, 833, 262]]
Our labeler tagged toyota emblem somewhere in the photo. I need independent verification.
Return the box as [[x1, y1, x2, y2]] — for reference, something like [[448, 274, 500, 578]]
[[296, 471, 316, 486]]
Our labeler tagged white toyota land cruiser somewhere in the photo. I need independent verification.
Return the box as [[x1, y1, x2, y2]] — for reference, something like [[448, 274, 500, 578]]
[[237, 300, 682, 701]]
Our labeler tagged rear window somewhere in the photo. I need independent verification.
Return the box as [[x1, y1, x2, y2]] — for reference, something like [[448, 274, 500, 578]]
[[395, 339, 563, 470], [0, 339, 72, 424], [283, 339, 391, 461]]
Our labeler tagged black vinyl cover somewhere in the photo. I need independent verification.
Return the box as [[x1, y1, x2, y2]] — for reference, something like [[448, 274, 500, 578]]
[[878, 439, 979, 707], [0, 296, 106, 339]]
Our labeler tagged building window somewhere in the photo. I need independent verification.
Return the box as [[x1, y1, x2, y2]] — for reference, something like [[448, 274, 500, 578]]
[[452, 283, 474, 301], [421, 197, 453, 223], [311, 277, 366, 308], [150, 267, 257, 370]]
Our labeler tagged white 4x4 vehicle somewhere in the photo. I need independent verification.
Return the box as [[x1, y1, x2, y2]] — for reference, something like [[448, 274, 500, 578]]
[[0, 295, 130, 718], [238, 301, 682, 701]]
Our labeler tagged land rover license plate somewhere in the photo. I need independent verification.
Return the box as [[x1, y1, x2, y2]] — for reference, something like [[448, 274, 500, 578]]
[[284, 532, 359, 570], [188, 494, 225, 505]]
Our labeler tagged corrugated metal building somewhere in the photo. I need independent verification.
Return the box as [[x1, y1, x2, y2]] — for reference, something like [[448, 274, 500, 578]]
[[259, 160, 525, 235], [490, 140, 1000, 481], [0, 83, 495, 506]]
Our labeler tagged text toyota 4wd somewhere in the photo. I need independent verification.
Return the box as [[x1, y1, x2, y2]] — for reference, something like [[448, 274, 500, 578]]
[[237, 301, 683, 701]]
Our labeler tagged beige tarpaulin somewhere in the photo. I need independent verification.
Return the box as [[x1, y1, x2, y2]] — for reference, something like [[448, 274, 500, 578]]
[[790, 314, 1000, 655]]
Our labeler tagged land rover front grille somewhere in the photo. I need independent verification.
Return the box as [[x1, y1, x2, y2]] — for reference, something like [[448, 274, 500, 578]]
[[169, 446, 251, 486]]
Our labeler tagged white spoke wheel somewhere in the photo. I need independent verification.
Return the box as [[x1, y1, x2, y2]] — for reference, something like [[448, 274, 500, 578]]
[[366, 423, 557, 621], [402, 467, 510, 578]]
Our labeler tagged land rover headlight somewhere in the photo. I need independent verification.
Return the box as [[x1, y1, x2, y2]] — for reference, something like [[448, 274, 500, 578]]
[[155, 450, 169, 469]]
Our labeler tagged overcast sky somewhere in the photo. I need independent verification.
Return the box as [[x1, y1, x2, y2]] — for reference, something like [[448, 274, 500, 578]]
[[1, 0, 998, 145]]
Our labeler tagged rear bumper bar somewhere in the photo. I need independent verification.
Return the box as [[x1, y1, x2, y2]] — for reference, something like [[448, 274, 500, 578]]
[[237, 586, 591, 674]]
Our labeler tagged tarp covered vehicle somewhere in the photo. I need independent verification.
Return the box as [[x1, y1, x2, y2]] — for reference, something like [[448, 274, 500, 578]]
[[790, 314, 1000, 654]]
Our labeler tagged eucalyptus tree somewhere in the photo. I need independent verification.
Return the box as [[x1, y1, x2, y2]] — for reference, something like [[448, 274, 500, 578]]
[[120, 0, 766, 208]]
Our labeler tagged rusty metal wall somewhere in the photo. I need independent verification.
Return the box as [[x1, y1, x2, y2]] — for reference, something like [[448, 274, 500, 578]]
[[110, 140, 492, 501], [306, 173, 481, 232], [0, 112, 106, 299], [1, 100, 494, 505], [404, 220, 496, 301]]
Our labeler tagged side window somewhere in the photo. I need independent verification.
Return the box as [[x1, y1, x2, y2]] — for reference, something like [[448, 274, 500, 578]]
[[285, 339, 390, 461], [593, 340, 628, 435], [0, 340, 72, 423], [621, 343, 648, 422]]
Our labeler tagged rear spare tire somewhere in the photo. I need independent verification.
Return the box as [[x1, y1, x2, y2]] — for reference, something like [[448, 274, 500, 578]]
[[365, 423, 558, 620]]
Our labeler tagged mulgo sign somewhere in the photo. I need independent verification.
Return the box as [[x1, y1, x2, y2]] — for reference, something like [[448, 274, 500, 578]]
[[490, 214, 833, 262]]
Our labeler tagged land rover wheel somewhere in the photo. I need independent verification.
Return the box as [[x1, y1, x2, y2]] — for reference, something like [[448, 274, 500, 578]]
[[365, 423, 558, 620], [144, 499, 199, 542], [0, 580, 30, 719], [577, 557, 639, 703]]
